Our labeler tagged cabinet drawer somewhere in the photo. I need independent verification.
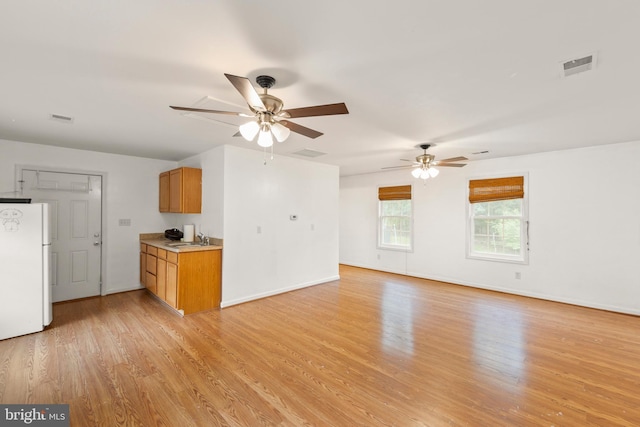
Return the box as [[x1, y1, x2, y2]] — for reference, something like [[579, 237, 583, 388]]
[[167, 251, 178, 264], [140, 243, 147, 253], [146, 254, 157, 274], [147, 246, 158, 256], [158, 248, 167, 260]]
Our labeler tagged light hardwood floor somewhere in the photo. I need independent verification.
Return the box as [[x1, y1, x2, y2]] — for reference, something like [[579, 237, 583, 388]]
[[1, 265, 640, 426]]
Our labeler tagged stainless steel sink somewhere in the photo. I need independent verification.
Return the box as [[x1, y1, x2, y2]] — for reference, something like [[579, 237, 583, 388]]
[[165, 241, 204, 247]]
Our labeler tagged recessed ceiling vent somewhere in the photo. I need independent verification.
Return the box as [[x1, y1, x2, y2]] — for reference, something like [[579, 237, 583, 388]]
[[292, 149, 327, 158], [49, 113, 74, 124], [561, 53, 596, 78]]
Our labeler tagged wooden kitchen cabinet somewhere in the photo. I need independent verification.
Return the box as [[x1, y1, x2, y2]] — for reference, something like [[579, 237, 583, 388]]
[[141, 242, 221, 315], [174, 250, 221, 314], [159, 167, 201, 213]]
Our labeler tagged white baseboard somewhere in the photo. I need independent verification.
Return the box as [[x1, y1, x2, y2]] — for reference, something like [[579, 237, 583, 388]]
[[340, 263, 640, 316], [104, 284, 145, 295], [221, 275, 340, 308]]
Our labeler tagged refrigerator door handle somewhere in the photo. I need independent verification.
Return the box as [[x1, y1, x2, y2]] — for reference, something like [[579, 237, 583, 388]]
[[42, 203, 53, 326]]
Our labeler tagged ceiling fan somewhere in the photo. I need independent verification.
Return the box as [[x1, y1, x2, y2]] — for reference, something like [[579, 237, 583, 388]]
[[382, 144, 468, 179], [170, 74, 349, 147]]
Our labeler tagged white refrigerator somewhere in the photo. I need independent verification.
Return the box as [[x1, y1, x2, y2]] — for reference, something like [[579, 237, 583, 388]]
[[0, 202, 52, 340]]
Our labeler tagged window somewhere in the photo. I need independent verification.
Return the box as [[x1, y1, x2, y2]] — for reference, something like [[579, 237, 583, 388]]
[[468, 176, 528, 263], [378, 185, 412, 251]]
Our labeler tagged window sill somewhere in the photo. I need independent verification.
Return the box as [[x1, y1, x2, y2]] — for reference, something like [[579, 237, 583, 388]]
[[378, 245, 413, 253], [467, 253, 528, 265]]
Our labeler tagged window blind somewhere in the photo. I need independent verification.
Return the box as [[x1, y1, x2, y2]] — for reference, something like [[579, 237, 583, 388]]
[[378, 185, 412, 201], [468, 176, 524, 203]]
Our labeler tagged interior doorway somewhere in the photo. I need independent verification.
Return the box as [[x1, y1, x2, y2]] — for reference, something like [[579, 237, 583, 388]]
[[19, 168, 103, 302]]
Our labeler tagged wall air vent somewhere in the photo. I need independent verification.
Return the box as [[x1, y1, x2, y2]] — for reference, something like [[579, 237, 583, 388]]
[[561, 53, 597, 78], [292, 149, 327, 158], [49, 113, 74, 124]]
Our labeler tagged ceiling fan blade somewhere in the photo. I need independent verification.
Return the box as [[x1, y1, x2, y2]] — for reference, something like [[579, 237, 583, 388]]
[[224, 73, 266, 111], [381, 165, 415, 170], [170, 106, 248, 116], [279, 120, 323, 139], [281, 103, 349, 118], [436, 163, 466, 167], [438, 156, 468, 163]]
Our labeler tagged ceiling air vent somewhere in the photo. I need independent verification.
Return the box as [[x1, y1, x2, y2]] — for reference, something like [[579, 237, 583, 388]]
[[292, 149, 327, 158], [49, 113, 74, 124], [561, 53, 597, 78]]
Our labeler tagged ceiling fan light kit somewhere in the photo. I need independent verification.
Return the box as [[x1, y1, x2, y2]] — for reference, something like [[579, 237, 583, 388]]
[[412, 166, 440, 180], [381, 144, 468, 180], [170, 73, 349, 150]]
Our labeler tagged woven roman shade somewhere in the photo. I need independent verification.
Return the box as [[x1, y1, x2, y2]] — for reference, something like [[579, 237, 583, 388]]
[[468, 176, 524, 203], [378, 185, 412, 201]]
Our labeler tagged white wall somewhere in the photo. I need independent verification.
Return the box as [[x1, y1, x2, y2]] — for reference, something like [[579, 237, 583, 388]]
[[1, 139, 339, 306], [179, 145, 340, 307], [222, 146, 340, 306], [0, 138, 177, 294], [340, 140, 640, 315], [177, 145, 339, 307]]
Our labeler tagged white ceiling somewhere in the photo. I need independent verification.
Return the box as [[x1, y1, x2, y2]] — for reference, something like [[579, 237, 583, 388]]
[[2, 1, 640, 176]]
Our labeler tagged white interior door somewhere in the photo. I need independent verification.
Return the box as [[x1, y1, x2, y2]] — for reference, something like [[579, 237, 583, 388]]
[[21, 169, 102, 302]]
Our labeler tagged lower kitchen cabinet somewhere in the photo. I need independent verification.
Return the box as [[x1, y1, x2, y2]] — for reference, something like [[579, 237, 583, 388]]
[[140, 242, 221, 315]]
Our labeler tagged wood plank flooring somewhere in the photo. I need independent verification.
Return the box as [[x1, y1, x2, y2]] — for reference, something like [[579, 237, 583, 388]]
[[1, 265, 640, 426]]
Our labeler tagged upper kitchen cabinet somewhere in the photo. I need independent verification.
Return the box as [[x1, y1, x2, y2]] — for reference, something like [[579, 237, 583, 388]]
[[159, 167, 202, 213]]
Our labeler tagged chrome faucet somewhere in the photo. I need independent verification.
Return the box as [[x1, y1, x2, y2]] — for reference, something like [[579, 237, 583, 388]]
[[197, 232, 209, 245]]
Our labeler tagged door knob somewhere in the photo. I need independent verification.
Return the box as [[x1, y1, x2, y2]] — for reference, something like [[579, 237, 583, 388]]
[[93, 241, 101, 246]]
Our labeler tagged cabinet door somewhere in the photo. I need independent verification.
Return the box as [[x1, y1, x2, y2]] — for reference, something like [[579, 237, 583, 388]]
[[166, 262, 178, 308], [169, 169, 183, 213], [140, 251, 146, 285], [140, 243, 147, 285], [181, 168, 202, 214], [157, 258, 167, 299], [159, 172, 170, 212]]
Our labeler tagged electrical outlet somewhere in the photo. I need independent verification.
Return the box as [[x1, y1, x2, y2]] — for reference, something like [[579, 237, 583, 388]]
[[118, 219, 131, 226]]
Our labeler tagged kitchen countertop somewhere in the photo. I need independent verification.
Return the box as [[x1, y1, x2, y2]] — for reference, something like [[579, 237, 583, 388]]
[[141, 238, 222, 253]]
